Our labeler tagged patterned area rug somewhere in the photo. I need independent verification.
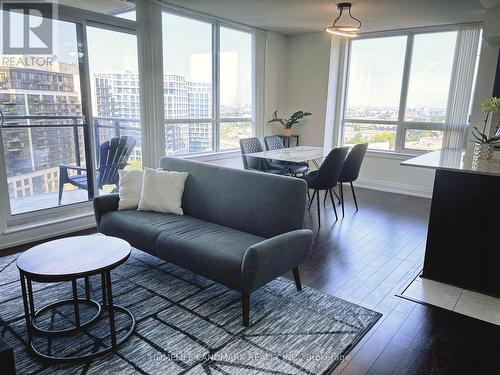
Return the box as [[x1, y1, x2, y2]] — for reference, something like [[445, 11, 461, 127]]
[[0, 248, 381, 375]]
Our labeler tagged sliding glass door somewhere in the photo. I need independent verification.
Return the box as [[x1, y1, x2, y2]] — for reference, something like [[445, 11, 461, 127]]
[[0, 7, 139, 218], [0, 18, 91, 214], [86, 26, 142, 196]]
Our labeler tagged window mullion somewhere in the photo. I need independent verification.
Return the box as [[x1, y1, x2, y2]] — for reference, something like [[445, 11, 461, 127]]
[[395, 33, 414, 153], [213, 23, 220, 152], [78, 21, 97, 201], [339, 41, 352, 147]]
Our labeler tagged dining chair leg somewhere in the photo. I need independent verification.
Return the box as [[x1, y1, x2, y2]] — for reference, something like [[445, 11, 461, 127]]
[[316, 190, 321, 227], [328, 189, 338, 221], [308, 189, 316, 210], [323, 190, 328, 205], [350, 182, 359, 211], [292, 267, 302, 291], [339, 183, 344, 218], [307, 189, 310, 201], [332, 188, 341, 205]]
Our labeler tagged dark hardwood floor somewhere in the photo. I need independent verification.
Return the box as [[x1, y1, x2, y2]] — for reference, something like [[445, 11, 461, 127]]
[[3, 187, 500, 374], [291, 186, 500, 375]]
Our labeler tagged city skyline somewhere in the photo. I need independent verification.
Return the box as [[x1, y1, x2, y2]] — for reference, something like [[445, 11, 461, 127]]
[[0, 62, 251, 212]]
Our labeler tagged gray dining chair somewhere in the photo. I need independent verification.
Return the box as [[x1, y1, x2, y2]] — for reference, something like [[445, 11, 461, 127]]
[[301, 147, 349, 226], [338, 143, 368, 216], [239, 137, 282, 174]]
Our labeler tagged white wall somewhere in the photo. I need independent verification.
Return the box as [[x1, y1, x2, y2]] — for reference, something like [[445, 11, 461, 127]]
[[355, 154, 435, 198], [483, 7, 500, 45], [264, 32, 289, 136], [285, 32, 332, 146]]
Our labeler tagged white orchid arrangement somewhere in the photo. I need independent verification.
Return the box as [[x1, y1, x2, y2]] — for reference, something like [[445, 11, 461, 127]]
[[471, 97, 500, 144]]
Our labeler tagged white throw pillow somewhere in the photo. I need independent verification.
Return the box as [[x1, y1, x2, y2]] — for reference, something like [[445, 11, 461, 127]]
[[118, 169, 144, 210], [137, 168, 189, 215]]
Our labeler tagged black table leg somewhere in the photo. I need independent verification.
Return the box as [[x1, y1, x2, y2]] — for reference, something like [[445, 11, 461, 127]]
[[71, 279, 80, 327], [18, 267, 134, 363], [26, 278, 36, 319], [19, 272, 33, 343], [101, 273, 107, 307], [104, 271, 117, 349], [84, 276, 91, 301]]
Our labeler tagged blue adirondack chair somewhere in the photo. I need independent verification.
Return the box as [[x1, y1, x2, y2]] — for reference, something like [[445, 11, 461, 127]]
[[58, 136, 136, 205]]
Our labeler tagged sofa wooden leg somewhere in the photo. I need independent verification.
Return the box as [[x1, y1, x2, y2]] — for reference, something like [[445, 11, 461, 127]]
[[293, 267, 303, 291], [242, 293, 250, 327]]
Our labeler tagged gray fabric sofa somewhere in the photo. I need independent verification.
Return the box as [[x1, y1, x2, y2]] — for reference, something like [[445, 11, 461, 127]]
[[93, 157, 313, 326]]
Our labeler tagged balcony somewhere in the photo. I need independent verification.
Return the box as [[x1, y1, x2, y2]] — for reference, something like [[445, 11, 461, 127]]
[[9, 188, 89, 214], [1, 115, 232, 216], [1, 115, 141, 215]]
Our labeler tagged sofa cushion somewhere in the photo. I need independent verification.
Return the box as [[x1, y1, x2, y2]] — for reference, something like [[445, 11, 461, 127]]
[[156, 219, 265, 290], [138, 168, 189, 215], [99, 210, 266, 287], [118, 170, 143, 210], [99, 210, 201, 254]]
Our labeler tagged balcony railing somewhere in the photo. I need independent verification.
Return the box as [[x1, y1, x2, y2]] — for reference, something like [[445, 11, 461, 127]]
[[0, 114, 141, 215], [0, 114, 247, 214]]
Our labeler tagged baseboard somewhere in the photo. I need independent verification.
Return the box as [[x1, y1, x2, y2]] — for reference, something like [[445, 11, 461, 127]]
[[0, 215, 96, 251], [354, 177, 432, 199]]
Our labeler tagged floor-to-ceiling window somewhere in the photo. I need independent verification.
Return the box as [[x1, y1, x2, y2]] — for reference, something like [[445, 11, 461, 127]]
[[342, 27, 480, 153], [0, 17, 89, 215], [0, 4, 137, 218], [161, 11, 254, 155], [162, 13, 214, 155], [219, 27, 253, 150]]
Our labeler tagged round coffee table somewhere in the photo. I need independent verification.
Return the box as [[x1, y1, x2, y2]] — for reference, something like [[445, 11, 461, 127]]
[[16, 235, 135, 363]]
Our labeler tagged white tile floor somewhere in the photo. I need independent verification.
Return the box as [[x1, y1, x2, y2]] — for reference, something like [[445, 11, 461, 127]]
[[401, 276, 500, 326]]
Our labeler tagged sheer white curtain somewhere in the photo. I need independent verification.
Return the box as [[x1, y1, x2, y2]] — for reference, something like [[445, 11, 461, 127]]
[[442, 24, 481, 149], [137, 0, 165, 168]]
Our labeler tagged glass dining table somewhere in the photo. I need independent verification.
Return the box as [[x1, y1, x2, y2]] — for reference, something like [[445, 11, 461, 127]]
[[243, 145, 331, 175]]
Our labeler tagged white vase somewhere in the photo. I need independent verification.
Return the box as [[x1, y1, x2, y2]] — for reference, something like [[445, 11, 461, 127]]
[[473, 143, 493, 160]]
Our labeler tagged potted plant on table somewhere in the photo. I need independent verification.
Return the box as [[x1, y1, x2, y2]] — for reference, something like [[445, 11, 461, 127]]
[[268, 110, 311, 136], [470, 97, 500, 160]]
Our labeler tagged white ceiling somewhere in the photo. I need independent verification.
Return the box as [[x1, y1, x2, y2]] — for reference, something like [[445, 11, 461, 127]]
[[58, 0, 133, 15], [161, 0, 486, 35]]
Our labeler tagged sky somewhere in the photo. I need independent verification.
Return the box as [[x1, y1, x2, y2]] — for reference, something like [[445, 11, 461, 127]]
[[161, 12, 251, 107], [347, 31, 458, 111], [0, 10, 252, 108]]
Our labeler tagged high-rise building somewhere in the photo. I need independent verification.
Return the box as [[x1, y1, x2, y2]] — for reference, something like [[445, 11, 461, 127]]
[[0, 65, 213, 201], [0, 66, 83, 199], [94, 72, 212, 155]]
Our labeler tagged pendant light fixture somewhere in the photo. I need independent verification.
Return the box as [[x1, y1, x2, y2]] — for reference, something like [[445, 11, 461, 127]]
[[325, 2, 362, 38]]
